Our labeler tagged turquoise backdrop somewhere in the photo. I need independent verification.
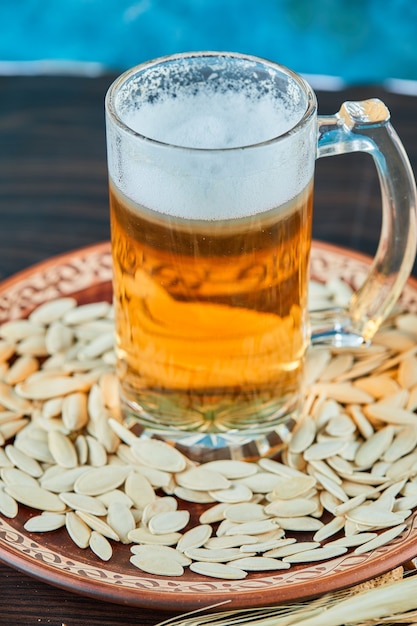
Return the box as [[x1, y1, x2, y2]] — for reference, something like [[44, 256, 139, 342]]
[[0, 0, 416, 83]]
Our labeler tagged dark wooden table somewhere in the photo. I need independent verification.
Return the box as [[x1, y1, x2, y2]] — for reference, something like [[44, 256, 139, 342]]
[[0, 74, 416, 625]]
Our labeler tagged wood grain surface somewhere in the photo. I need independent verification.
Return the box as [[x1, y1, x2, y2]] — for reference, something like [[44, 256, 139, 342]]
[[0, 74, 416, 625]]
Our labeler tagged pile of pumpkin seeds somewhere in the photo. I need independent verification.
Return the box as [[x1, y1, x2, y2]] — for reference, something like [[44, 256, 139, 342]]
[[0, 278, 417, 580]]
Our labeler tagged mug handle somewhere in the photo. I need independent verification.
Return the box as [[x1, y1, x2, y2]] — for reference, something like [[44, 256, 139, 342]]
[[310, 98, 417, 347]]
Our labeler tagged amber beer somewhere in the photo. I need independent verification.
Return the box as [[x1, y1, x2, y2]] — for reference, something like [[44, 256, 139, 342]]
[[106, 52, 317, 441], [110, 180, 313, 434]]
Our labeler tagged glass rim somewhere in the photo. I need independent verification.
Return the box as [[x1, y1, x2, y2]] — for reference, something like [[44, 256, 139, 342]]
[[105, 51, 318, 152]]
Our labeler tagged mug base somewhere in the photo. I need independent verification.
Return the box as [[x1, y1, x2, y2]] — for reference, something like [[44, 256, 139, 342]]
[[123, 396, 298, 463], [139, 422, 295, 463]]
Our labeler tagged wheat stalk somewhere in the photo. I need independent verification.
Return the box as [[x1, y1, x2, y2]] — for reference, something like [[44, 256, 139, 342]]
[[156, 574, 417, 626]]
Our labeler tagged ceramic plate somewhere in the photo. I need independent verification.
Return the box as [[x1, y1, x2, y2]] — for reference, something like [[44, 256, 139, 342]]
[[0, 240, 416, 613]]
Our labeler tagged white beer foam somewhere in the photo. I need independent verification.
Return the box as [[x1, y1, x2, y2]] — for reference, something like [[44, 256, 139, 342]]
[[124, 92, 296, 149], [107, 81, 316, 220]]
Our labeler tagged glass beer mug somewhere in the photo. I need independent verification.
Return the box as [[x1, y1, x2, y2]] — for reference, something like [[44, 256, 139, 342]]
[[105, 52, 416, 459]]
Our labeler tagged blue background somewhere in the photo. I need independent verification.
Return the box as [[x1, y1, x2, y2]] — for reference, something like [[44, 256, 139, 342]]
[[0, 0, 416, 84]]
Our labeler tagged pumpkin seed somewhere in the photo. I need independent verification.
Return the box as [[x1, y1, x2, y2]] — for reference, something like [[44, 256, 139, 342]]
[[2, 467, 39, 488], [364, 404, 417, 425], [125, 472, 155, 509], [130, 544, 191, 566], [384, 425, 417, 462], [189, 561, 247, 579], [319, 353, 355, 382], [185, 547, 247, 563], [4, 444, 43, 477], [127, 527, 182, 546], [5, 484, 66, 512], [199, 502, 229, 524], [130, 553, 184, 577], [306, 459, 342, 485], [263, 541, 319, 558], [333, 494, 367, 516], [369, 389, 409, 410], [325, 413, 356, 438], [174, 486, 216, 504], [141, 497, 177, 526], [303, 439, 348, 461], [304, 349, 332, 386], [45, 322, 74, 354], [272, 516, 324, 532], [29, 297, 77, 325], [353, 524, 407, 554], [258, 458, 306, 478], [240, 537, 291, 553], [289, 416, 316, 453], [264, 498, 317, 518], [204, 535, 259, 550], [238, 473, 283, 494], [225, 519, 278, 536], [62, 392, 88, 432], [224, 502, 268, 523], [4, 356, 39, 386], [283, 545, 348, 562], [89, 530, 113, 561], [313, 472, 349, 502], [0, 320, 44, 342], [24, 513, 66, 532], [85, 435, 107, 467], [0, 447, 13, 468], [108, 418, 137, 446], [131, 438, 187, 473], [209, 482, 253, 503], [16, 374, 92, 400], [76, 510, 119, 541], [63, 302, 110, 325], [16, 335, 48, 357], [311, 383, 374, 404], [176, 524, 212, 553], [74, 319, 114, 341], [0, 489, 18, 517], [396, 313, 417, 337], [271, 475, 316, 500], [354, 375, 400, 400], [95, 414, 120, 453], [346, 504, 405, 528], [228, 556, 290, 571], [0, 382, 32, 414], [97, 489, 133, 509], [200, 459, 257, 479], [48, 431, 78, 469], [65, 511, 91, 549], [313, 516, 345, 541], [42, 397, 63, 420], [59, 492, 107, 517], [326, 533, 378, 548], [41, 466, 90, 493], [77, 333, 114, 361], [398, 356, 417, 389], [148, 510, 190, 535], [74, 435, 88, 465], [0, 340, 16, 362], [14, 434, 54, 464], [74, 465, 129, 496], [175, 467, 230, 492], [373, 330, 416, 352], [354, 426, 395, 468]]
